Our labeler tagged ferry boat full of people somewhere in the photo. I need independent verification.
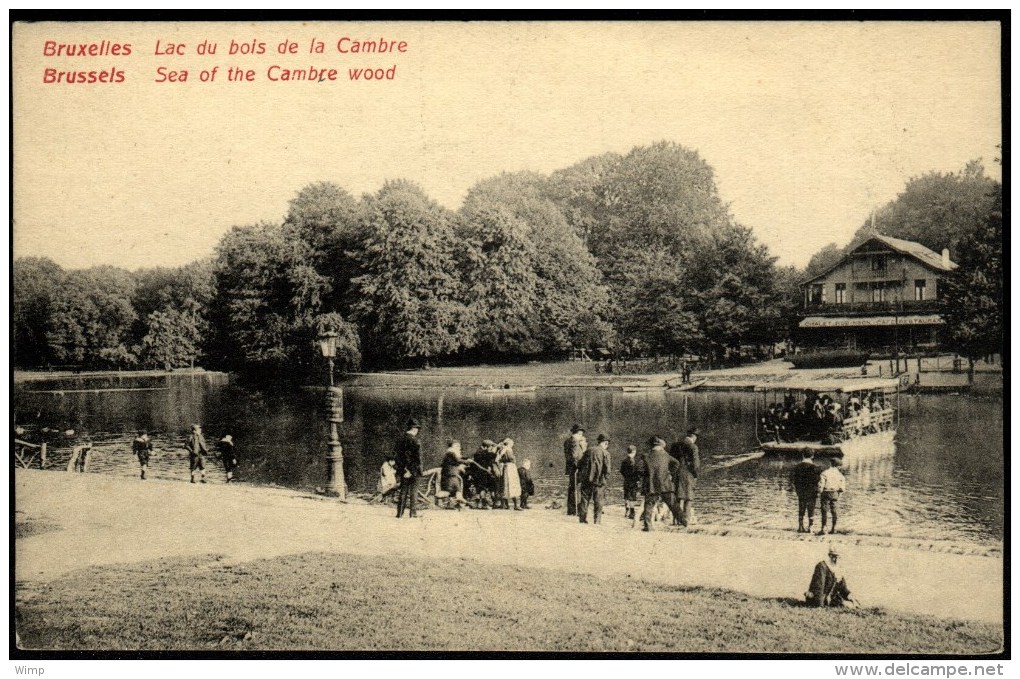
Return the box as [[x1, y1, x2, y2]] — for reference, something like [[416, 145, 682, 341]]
[[756, 378, 899, 460]]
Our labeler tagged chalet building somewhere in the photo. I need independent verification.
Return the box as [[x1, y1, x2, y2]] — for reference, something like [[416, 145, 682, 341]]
[[798, 235, 957, 353]]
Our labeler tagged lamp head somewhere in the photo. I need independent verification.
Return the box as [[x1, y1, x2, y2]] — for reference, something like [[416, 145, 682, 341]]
[[317, 331, 339, 359]]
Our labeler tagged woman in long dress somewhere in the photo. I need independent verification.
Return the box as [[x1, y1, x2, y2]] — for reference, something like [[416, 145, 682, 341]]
[[497, 438, 522, 510]]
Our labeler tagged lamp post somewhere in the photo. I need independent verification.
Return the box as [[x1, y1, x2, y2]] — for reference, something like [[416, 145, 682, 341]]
[[316, 331, 346, 499]]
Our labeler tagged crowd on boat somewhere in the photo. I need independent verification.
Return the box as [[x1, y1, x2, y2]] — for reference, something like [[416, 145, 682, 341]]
[[760, 390, 894, 444]]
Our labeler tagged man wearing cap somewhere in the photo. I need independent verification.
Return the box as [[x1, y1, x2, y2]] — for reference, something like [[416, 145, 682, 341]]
[[395, 418, 423, 518], [637, 437, 680, 532], [132, 430, 152, 480], [563, 424, 587, 516], [219, 433, 238, 483], [670, 428, 701, 527], [578, 434, 612, 524], [185, 424, 208, 484], [790, 451, 821, 533], [805, 545, 853, 607], [817, 457, 847, 534]]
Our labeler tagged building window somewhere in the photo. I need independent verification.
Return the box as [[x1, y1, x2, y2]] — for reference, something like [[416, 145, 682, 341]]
[[809, 284, 824, 305], [871, 283, 886, 303], [872, 256, 886, 272], [915, 279, 926, 301], [835, 283, 846, 304]]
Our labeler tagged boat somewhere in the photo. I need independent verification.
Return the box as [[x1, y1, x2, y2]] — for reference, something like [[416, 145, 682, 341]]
[[620, 384, 667, 393], [667, 378, 707, 392], [473, 383, 538, 393], [755, 377, 900, 460]]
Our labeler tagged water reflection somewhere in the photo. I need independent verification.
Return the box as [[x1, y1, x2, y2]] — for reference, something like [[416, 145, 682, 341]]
[[14, 376, 1003, 546]]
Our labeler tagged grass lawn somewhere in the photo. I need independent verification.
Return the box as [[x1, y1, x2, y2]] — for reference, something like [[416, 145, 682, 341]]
[[15, 551, 1002, 654]]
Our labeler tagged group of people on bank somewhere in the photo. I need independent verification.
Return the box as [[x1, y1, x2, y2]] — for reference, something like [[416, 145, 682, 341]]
[[129, 424, 237, 484], [378, 419, 537, 517], [761, 390, 892, 444], [565, 424, 701, 531], [378, 418, 702, 532]]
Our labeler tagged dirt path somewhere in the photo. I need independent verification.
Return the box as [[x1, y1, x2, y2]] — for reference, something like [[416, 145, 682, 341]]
[[15, 469, 1002, 625]]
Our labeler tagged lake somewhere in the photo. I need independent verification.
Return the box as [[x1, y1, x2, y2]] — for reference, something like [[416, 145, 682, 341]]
[[14, 373, 1004, 547]]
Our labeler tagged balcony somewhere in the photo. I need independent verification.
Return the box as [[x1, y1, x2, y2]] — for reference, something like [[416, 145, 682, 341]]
[[803, 299, 940, 315]]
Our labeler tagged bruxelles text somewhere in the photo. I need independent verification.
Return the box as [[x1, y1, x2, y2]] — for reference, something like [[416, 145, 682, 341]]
[[39, 36, 407, 84]]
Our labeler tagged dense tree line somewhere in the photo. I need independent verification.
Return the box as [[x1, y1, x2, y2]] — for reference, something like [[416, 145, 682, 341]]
[[14, 141, 824, 376], [13, 257, 214, 370]]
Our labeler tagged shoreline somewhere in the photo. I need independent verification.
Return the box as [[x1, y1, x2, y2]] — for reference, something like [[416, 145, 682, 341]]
[[15, 360, 1001, 395], [15, 469, 1003, 626]]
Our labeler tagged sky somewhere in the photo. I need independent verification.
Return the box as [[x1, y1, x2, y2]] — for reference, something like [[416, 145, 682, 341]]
[[13, 20, 1002, 271]]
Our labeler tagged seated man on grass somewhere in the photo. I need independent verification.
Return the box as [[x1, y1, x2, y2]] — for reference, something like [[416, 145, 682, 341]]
[[805, 545, 855, 608]]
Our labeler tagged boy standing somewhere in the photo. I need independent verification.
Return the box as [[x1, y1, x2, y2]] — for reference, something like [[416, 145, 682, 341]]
[[133, 430, 152, 480], [817, 458, 847, 534]]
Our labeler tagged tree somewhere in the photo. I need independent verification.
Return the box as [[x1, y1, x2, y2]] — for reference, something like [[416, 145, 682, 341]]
[[939, 187, 1003, 381], [460, 172, 613, 355], [803, 243, 843, 280], [694, 224, 783, 361], [209, 221, 359, 378], [47, 266, 137, 368], [284, 182, 366, 312], [13, 257, 64, 367], [138, 309, 201, 370], [458, 201, 541, 355], [546, 142, 782, 360], [851, 160, 1000, 256], [132, 261, 215, 369], [350, 181, 474, 365]]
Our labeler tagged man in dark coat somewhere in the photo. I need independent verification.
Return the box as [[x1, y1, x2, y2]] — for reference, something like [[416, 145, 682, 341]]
[[395, 418, 423, 518], [790, 451, 821, 533], [563, 424, 587, 516], [670, 428, 701, 527], [132, 430, 152, 480], [578, 433, 611, 524], [637, 437, 680, 532]]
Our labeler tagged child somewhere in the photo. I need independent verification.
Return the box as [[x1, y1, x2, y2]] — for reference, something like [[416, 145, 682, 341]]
[[219, 434, 238, 483], [378, 455, 398, 501], [817, 457, 847, 535], [518, 459, 535, 509], [619, 445, 641, 521]]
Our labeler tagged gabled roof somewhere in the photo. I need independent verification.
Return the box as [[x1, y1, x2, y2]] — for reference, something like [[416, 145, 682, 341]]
[[867, 234, 957, 272], [802, 234, 957, 285]]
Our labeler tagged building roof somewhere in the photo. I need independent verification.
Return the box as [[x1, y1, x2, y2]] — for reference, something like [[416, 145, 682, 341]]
[[802, 234, 958, 285], [869, 234, 958, 272]]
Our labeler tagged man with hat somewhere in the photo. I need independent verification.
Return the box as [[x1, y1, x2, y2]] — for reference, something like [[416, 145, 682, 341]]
[[563, 424, 587, 516], [805, 545, 853, 607], [577, 433, 612, 524], [395, 418, 423, 518], [637, 437, 680, 532], [670, 427, 701, 527], [185, 424, 209, 484], [218, 433, 238, 483]]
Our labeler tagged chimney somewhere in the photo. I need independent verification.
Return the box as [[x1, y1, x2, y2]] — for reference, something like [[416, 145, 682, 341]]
[[942, 248, 950, 267]]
